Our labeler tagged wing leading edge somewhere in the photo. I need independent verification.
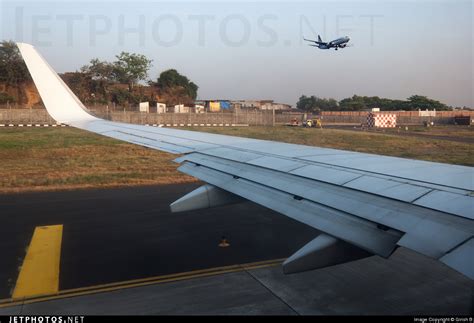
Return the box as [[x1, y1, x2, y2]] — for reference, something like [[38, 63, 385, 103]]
[[17, 43, 474, 280]]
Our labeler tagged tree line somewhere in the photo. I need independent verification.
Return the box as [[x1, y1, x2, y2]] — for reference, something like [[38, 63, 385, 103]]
[[0, 40, 198, 106], [296, 94, 456, 112]]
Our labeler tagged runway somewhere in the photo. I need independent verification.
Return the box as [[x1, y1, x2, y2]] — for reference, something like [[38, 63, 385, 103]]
[[0, 184, 472, 314], [0, 183, 316, 298]]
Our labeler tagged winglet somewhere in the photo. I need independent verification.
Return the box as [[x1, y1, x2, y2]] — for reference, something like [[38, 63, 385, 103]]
[[16, 43, 97, 125]]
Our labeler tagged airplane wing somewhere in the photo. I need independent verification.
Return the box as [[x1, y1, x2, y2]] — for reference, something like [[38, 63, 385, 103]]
[[303, 38, 325, 45], [17, 43, 474, 279]]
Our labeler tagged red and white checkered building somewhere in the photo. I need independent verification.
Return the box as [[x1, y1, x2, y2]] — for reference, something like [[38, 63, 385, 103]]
[[367, 113, 397, 128]]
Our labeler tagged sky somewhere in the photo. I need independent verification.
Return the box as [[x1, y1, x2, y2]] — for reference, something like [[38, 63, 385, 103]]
[[0, 0, 472, 107]]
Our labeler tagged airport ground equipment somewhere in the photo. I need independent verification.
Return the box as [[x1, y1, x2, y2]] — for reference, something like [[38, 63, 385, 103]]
[[303, 118, 322, 128]]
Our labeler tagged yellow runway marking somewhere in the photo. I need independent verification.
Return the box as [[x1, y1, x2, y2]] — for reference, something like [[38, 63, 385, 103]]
[[0, 258, 284, 308], [12, 225, 63, 299]]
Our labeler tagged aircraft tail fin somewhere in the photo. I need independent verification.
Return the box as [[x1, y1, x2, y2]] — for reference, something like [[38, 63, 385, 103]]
[[318, 35, 323, 42]]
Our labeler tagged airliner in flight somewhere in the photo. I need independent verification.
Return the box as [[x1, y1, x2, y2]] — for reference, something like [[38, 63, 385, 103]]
[[304, 35, 350, 50]]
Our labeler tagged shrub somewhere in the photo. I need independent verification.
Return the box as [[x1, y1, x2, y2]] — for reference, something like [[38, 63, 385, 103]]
[[0, 92, 16, 104]]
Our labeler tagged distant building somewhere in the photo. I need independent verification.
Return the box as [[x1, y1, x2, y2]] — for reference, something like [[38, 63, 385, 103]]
[[260, 101, 292, 110], [156, 103, 166, 114], [173, 104, 190, 113], [196, 99, 292, 111], [209, 101, 221, 112], [233, 100, 291, 110], [362, 108, 380, 112], [195, 104, 205, 113], [418, 109, 436, 117], [139, 102, 149, 113]]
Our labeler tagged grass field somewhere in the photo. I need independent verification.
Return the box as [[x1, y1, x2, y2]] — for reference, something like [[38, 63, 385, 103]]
[[0, 128, 196, 194], [0, 126, 472, 193], [382, 125, 474, 141]]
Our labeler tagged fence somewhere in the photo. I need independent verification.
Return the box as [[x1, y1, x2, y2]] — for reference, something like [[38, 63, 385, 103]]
[[0, 106, 308, 126], [0, 105, 472, 126], [0, 108, 55, 124], [320, 110, 474, 125]]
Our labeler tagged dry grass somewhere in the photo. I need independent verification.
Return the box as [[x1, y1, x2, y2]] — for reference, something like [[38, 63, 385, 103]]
[[383, 125, 474, 140], [0, 125, 472, 194], [188, 126, 474, 166], [0, 128, 196, 194]]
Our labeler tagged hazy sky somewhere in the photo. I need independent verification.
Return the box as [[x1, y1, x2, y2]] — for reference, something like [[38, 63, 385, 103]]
[[1, 0, 472, 107]]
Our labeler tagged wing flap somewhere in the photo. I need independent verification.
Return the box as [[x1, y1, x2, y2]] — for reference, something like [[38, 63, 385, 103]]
[[178, 152, 472, 219], [439, 237, 474, 280], [343, 175, 433, 202], [397, 221, 472, 259], [413, 191, 474, 220], [179, 154, 472, 228], [178, 153, 474, 258], [178, 161, 402, 257], [297, 153, 473, 191]]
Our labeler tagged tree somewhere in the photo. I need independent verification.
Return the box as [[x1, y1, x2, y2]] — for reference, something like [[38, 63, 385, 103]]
[[77, 52, 153, 102], [81, 58, 115, 82], [156, 69, 198, 98], [339, 95, 412, 111], [60, 72, 110, 104], [113, 52, 152, 91], [296, 95, 338, 112], [154, 69, 199, 105], [110, 88, 142, 106], [323, 94, 452, 111], [79, 58, 117, 101], [0, 41, 31, 85], [406, 95, 450, 111], [0, 92, 16, 104], [296, 95, 315, 112]]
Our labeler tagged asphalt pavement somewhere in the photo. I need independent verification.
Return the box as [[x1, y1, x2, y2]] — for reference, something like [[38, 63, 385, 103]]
[[0, 183, 317, 299]]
